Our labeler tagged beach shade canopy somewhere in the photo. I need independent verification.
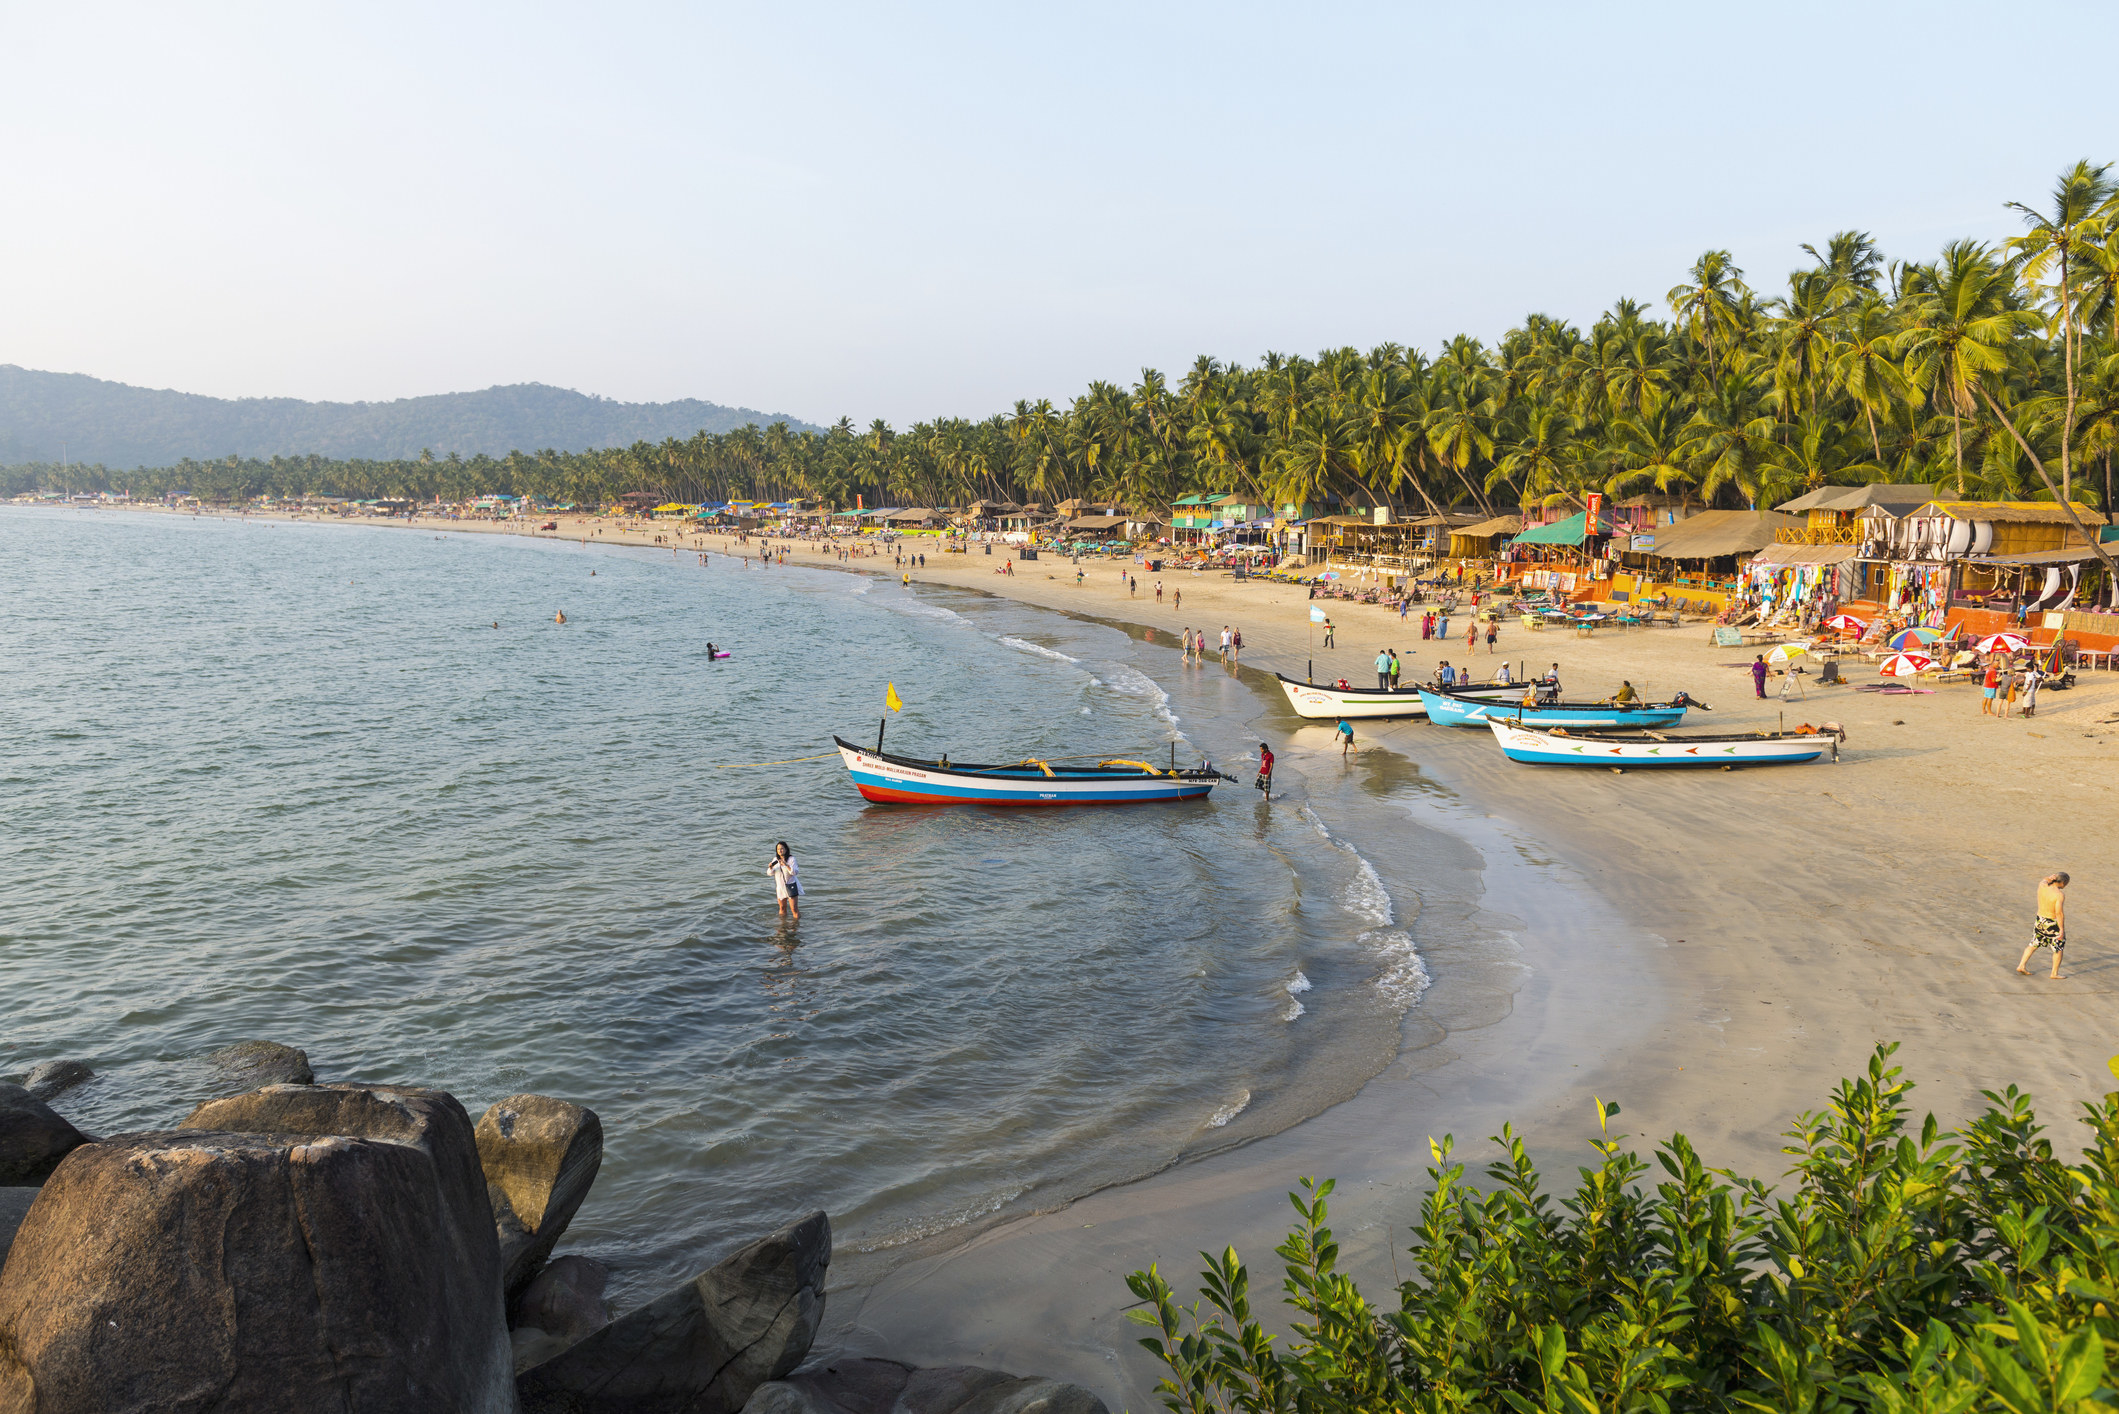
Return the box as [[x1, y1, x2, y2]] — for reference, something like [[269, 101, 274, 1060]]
[[1824, 614, 1868, 633], [1878, 652, 1936, 677], [1766, 643, 1808, 663], [1887, 626, 1942, 649], [1975, 632, 2031, 653]]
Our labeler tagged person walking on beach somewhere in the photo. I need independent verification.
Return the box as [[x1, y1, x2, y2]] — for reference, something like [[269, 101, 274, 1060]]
[[1219, 627, 1231, 664], [1154, 579, 1163, 602], [768, 841, 801, 922], [1467, 618, 1477, 653], [1981, 660, 2000, 716], [2021, 661, 2042, 718], [1388, 649, 1401, 689], [1230, 628, 1242, 663], [2018, 872, 2069, 978], [1752, 655, 1769, 699], [1173, 588, 1181, 612], [1337, 717, 1355, 758], [1322, 617, 1335, 647], [1485, 619, 1499, 654], [1254, 742, 1274, 795], [1374, 648, 1392, 690]]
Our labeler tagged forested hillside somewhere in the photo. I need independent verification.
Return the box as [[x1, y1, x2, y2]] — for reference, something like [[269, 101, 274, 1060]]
[[0, 366, 816, 467]]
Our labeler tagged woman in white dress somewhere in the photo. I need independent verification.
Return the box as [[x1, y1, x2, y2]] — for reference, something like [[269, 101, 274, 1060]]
[[768, 841, 801, 921]]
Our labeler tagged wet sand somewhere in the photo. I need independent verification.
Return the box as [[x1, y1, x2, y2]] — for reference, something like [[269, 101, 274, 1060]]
[[112, 508, 2119, 1404]]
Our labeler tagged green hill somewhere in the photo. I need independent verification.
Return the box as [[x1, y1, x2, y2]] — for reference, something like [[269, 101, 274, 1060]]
[[0, 365, 819, 467]]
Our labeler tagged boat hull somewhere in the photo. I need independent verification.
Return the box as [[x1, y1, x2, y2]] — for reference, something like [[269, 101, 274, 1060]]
[[1485, 720, 1828, 767], [835, 742, 1217, 805], [1420, 689, 1688, 730], [1276, 673, 1519, 720]]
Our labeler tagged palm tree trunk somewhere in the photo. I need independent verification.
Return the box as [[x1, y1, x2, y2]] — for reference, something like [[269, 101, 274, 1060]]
[[1976, 382, 2119, 583], [2062, 250, 2075, 502], [1863, 402, 1882, 461]]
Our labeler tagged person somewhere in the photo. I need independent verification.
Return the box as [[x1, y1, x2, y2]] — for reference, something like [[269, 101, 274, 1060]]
[[1155, 579, 1163, 602], [1388, 649, 1401, 689], [1173, 588, 1181, 611], [1981, 660, 2000, 716], [1219, 626, 1232, 663], [1254, 741, 1274, 795], [1337, 717, 1355, 757], [1182, 626, 1194, 659], [1467, 618, 1478, 652], [1322, 617, 1335, 648], [1374, 648, 1392, 690], [768, 841, 801, 922], [2001, 661, 2020, 718], [1752, 655, 1769, 699], [1075, 567, 1084, 586], [706, 641, 717, 658], [2021, 662, 2042, 718], [2017, 871, 2069, 978], [1421, 611, 1433, 641], [1614, 680, 1639, 704], [1230, 628, 1242, 663], [1437, 613, 1450, 641], [555, 611, 566, 624], [1496, 661, 1512, 685], [1485, 619, 1499, 654]]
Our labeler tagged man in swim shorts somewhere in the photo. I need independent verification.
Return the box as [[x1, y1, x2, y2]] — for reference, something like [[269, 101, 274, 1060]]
[[2017, 871, 2069, 979]]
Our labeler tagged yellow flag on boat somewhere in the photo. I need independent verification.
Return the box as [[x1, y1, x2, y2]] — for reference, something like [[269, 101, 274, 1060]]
[[885, 682, 904, 712]]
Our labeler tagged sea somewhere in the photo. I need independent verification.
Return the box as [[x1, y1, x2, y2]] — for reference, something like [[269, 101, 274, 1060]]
[[0, 507, 1430, 1305]]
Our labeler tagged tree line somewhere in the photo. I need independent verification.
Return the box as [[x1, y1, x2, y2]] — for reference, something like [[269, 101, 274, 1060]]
[[13, 162, 2119, 523]]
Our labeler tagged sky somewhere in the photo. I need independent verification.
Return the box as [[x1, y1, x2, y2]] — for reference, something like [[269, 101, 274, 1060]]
[[5, 1, 2118, 428]]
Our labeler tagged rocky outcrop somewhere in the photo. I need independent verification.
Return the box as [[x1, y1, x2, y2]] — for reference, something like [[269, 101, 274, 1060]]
[[203, 1039, 313, 1093], [517, 1254, 612, 1344], [740, 1359, 1110, 1414], [0, 1082, 87, 1184], [477, 1094, 604, 1303], [0, 1186, 37, 1273], [519, 1210, 830, 1414], [0, 1122, 517, 1413], [22, 1060, 94, 1103]]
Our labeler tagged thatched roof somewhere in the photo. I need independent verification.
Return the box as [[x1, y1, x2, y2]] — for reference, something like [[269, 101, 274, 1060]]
[[1773, 484, 1933, 514], [1455, 515, 1523, 539], [1647, 509, 1799, 559]]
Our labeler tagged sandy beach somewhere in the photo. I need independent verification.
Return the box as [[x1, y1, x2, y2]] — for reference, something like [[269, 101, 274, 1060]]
[[130, 507, 2119, 1404]]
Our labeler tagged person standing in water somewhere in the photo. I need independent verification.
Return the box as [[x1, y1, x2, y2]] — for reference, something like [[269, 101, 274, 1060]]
[[1253, 742, 1274, 795], [768, 841, 801, 921], [2018, 871, 2068, 978]]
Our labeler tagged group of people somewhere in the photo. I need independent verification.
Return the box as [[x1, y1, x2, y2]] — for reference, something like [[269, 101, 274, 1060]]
[[1981, 658, 2045, 718], [1183, 626, 1242, 663]]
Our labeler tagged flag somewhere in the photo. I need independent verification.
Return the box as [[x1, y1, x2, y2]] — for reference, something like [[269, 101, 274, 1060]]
[[1310, 605, 1326, 623], [885, 683, 903, 712]]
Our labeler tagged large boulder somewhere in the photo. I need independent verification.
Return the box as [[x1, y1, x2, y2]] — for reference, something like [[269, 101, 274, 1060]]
[[0, 1123, 517, 1413], [203, 1040, 313, 1094], [0, 1187, 36, 1274], [22, 1060, 94, 1103], [0, 1082, 87, 1184], [740, 1360, 1110, 1414], [516, 1255, 611, 1344], [475, 1095, 604, 1303], [519, 1210, 829, 1414]]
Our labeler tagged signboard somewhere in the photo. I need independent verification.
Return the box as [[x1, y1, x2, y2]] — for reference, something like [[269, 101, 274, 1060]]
[[1584, 491, 1605, 531], [1631, 534, 1656, 552]]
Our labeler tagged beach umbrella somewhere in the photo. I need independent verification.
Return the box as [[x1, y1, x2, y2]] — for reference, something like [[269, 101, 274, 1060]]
[[1887, 627, 1941, 649], [1878, 652, 1936, 677], [1766, 643, 1807, 664], [1824, 613, 1867, 634], [1975, 632, 2030, 653]]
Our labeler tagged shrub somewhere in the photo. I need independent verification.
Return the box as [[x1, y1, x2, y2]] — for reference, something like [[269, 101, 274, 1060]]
[[1126, 1045, 2119, 1412]]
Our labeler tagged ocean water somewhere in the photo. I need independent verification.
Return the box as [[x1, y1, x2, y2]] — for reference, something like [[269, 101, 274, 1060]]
[[0, 508, 1421, 1304]]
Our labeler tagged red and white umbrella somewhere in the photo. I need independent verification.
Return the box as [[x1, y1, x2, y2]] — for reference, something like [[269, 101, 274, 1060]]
[[1878, 652, 1936, 677], [1824, 614, 1867, 634], [1975, 632, 2030, 653]]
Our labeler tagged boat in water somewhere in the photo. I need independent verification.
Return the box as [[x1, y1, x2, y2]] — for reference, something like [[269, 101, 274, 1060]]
[[1420, 688, 1690, 730], [1485, 719, 1837, 767], [834, 737, 1230, 805], [1276, 672, 1521, 721]]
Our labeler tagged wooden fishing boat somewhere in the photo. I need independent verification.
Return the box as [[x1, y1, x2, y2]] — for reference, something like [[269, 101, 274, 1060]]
[[1276, 672, 1520, 721], [1485, 719, 1836, 767], [1420, 688, 1689, 730], [834, 737, 1230, 805]]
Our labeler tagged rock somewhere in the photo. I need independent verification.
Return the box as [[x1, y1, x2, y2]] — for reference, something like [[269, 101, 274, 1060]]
[[476, 1094, 604, 1302], [515, 1254, 611, 1343], [515, 1326, 578, 1375], [0, 1187, 37, 1274], [203, 1039, 314, 1094], [0, 1124, 516, 1413], [519, 1210, 830, 1414], [22, 1060, 94, 1103], [740, 1360, 1110, 1414], [0, 1082, 87, 1184]]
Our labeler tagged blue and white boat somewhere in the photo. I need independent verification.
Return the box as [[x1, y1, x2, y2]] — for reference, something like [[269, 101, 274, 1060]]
[[834, 737, 1228, 806], [1486, 719, 1835, 767], [1276, 673, 1521, 721], [1417, 688, 1689, 730]]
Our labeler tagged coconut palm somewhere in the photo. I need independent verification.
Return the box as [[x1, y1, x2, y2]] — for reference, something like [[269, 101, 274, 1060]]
[[1895, 242, 2039, 494], [2007, 160, 2116, 499]]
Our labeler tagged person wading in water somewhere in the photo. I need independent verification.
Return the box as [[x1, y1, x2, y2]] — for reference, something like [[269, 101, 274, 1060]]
[[768, 841, 801, 922]]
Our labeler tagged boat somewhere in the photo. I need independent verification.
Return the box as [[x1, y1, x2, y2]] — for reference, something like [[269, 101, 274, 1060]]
[[834, 737, 1230, 805], [1275, 672, 1521, 721], [1419, 688, 1689, 730], [1485, 719, 1837, 767]]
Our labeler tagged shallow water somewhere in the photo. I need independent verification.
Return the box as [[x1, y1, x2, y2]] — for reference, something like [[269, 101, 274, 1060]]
[[1, 509, 1421, 1303]]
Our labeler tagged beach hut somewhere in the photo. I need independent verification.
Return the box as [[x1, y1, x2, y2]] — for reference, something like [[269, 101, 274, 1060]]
[[1645, 509, 1799, 614]]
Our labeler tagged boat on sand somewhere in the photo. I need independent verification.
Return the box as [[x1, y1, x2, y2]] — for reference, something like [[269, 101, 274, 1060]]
[[834, 737, 1230, 805], [1276, 672, 1520, 721], [1420, 688, 1690, 730], [1485, 719, 1837, 767]]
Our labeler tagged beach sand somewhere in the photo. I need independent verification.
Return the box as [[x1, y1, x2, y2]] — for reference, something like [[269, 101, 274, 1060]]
[[127, 509, 2119, 1403]]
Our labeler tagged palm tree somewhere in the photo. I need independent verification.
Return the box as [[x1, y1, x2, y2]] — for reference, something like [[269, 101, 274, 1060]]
[[1667, 251, 1750, 376], [1826, 293, 1911, 460], [2007, 161, 2116, 500], [1895, 242, 2038, 494]]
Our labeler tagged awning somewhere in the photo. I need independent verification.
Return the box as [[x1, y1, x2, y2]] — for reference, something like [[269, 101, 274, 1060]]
[[1749, 543, 1859, 566], [1512, 510, 1612, 545], [1065, 515, 1130, 531]]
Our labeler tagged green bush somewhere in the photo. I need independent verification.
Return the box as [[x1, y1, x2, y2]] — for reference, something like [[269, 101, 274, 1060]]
[[1126, 1045, 2119, 1412]]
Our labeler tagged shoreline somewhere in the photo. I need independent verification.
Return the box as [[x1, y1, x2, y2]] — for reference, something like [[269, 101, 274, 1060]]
[[25, 503, 2119, 1410]]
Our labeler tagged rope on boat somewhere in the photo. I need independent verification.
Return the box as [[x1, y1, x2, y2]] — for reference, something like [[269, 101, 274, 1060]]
[[714, 752, 840, 769]]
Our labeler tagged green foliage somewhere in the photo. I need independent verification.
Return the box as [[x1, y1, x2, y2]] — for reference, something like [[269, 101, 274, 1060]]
[[1125, 1045, 2119, 1413], [14, 165, 2119, 518]]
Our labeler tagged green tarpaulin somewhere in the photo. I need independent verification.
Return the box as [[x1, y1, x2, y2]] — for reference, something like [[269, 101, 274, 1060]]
[[1510, 510, 1611, 546]]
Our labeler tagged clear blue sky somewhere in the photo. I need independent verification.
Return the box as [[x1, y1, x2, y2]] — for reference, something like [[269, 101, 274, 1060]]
[[5, 1, 2115, 427]]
